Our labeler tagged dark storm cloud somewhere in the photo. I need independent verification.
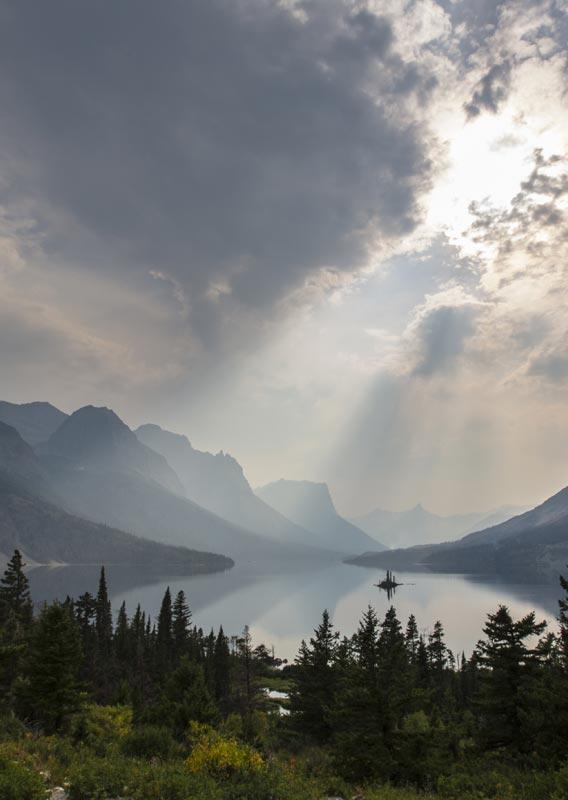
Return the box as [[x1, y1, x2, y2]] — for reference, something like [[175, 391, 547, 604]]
[[464, 60, 512, 118], [411, 303, 479, 377], [0, 0, 433, 346]]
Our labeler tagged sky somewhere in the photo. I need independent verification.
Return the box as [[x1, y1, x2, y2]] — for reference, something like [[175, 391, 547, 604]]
[[1, 0, 568, 517]]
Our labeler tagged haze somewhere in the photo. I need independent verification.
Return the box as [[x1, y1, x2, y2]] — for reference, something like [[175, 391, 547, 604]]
[[1, 0, 567, 518]]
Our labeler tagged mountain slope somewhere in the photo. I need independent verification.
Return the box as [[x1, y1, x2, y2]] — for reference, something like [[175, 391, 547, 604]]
[[0, 422, 232, 570], [346, 486, 568, 582], [135, 424, 315, 547], [256, 479, 384, 553], [0, 477, 232, 571], [42, 406, 184, 495], [0, 401, 68, 446], [39, 409, 331, 563]]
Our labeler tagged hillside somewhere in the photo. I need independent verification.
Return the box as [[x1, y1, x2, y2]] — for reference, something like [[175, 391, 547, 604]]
[[0, 421, 232, 570], [256, 479, 384, 553], [0, 401, 68, 446], [135, 424, 316, 547], [346, 486, 568, 582], [0, 475, 232, 571], [38, 409, 333, 563], [42, 406, 184, 495]]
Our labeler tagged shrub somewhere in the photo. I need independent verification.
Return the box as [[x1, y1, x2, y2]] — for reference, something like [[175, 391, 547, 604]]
[[66, 753, 133, 800], [121, 724, 176, 760], [72, 704, 132, 754], [0, 756, 45, 800], [186, 722, 265, 779]]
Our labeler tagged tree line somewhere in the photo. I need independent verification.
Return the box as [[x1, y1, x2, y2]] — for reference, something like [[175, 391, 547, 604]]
[[0, 548, 567, 789]]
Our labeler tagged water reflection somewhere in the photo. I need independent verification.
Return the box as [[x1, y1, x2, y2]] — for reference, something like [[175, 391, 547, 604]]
[[28, 561, 564, 661]]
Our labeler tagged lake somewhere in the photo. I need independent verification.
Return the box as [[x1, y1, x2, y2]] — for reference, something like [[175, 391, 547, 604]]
[[27, 560, 564, 661]]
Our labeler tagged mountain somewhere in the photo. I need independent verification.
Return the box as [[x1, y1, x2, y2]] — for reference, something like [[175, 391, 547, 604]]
[[41, 406, 184, 496], [0, 401, 68, 446], [0, 422, 232, 571], [346, 487, 568, 582], [351, 503, 523, 549], [0, 477, 232, 571], [135, 424, 315, 547], [0, 421, 53, 499], [255, 479, 384, 553], [38, 408, 332, 563]]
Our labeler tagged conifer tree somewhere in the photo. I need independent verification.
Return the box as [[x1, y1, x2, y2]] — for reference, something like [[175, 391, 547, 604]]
[[19, 601, 82, 732], [559, 568, 568, 664], [94, 567, 114, 700], [172, 590, 192, 662], [405, 614, 420, 663], [290, 609, 339, 743], [354, 606, 380, 679], [156, 587, 173, 677], [377, 606, 411, 743], [95, 567, 113, 654], [475, 605, 547, 752], [0, 549, 33, 630], [213, 626, 231, 710]]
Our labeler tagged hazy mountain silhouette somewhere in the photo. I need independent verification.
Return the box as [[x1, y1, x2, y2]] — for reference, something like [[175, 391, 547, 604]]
[[0, 401, 68, 446], [0, 422, 232, 571], [41, 406, 184, 496], [351, 503, 525, 549], [256, 479, 384, 553], [38, 407, 335, 563], [135, 424, 316, 547], [346, 487, 568, 582]]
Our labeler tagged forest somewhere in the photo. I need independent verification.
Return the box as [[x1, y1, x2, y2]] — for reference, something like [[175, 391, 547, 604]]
[[0, 550, 567, 800]]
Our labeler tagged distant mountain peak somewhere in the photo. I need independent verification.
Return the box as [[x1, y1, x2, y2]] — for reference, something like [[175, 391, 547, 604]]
[[255, 478, 384, 553], [43, 406, 184, 495], [0, 400, 68, 446]]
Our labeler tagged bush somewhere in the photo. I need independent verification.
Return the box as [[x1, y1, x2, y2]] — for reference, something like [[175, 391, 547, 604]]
[[0, 756, 45, 800], [67, 753, 221, 800], [67, 753, 133, 800], [72, 704, 132, 751], [121, 724, 176, 759], [186, 722, 265, 779]]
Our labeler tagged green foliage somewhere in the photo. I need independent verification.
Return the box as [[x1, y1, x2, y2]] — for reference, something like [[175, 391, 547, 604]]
[[0, 755, 45, 800], [17, 601, 83, 732], [71, 704, 132, 753], [121, 725, 176, 759]]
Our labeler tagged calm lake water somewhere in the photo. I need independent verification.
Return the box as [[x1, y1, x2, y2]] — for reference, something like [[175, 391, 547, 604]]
[[27, 561, 563, 661]]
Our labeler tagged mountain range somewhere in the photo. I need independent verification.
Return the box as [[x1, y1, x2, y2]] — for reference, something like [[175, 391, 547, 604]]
[[0, 420, 231, 572], [351, 503, 527, 549], [255, 479, 384, 554], [347, 488, 568, 582], [135, 424, 315, 548], [1, 398, 566, 583]]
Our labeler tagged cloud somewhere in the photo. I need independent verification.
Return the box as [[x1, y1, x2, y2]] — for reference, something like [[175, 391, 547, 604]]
[[464, 60, 512, 118], [0, 0, 435, 351]]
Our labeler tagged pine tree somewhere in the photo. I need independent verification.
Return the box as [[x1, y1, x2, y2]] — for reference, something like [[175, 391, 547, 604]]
[[428, 621, 449, 676], [157, 587, 173, 676], [19, 602, 82, 732], [95, 567, 113, 700], [213, 626, 231, 710], [475, 605, 547, 752], [354, 606, 380, 680], [290, 609, 339, 743], [0, 549, 33, 629], [172, 590, 192, 662], [95, 567, 113, 654], [405, 614, 420, 663], [377, 606, 411, 744], [559, 568, 568, 664], [0, 550, 33, 701]]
